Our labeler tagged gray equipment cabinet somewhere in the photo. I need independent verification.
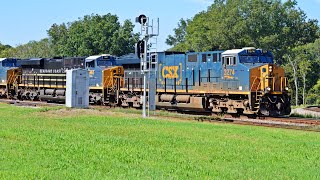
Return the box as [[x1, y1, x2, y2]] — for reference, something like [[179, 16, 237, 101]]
[[66, 69, 89, 108]]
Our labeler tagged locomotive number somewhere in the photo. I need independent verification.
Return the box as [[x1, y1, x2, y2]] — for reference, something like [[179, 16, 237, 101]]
[[162, 66, 179, 79], [224, 69, 235, 79]]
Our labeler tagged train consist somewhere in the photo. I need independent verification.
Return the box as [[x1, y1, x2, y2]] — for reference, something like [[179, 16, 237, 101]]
[[0, 47, 291, 117]]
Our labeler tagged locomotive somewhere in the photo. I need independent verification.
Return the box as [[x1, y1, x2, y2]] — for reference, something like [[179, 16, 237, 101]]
[[0, 47, 291, 117], [118, 47, 291, 117], [0, 56, 124, 105]]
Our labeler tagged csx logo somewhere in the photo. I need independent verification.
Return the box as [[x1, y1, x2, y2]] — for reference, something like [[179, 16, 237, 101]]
[[162, 66, 179, 79]]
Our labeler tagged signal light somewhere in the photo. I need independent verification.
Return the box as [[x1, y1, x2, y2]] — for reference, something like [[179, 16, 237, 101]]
[[136, 40, 145, 58], [136, 14, 147, 25]]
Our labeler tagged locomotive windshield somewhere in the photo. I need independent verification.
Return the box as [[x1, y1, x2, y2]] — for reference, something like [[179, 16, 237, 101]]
[[239, 54, 273, 64], [86, 60, 95, 68], [1, 58, 18, 67]]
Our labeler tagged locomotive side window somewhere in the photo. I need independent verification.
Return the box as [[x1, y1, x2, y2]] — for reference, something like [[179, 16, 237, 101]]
[[227, 57, 231, 65], [188, 54, 197, 62], [213, 54, 218, 62], [222, 56, 237, 66], [202, 54, 207, 62]]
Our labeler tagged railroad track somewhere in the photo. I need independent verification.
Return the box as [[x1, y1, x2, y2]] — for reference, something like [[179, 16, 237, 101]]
[[1, 99, 319, 131], [0, 99, 64, 107]]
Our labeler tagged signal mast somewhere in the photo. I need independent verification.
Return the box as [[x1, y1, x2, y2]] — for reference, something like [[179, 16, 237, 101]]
[[135, 14, 159, 118]]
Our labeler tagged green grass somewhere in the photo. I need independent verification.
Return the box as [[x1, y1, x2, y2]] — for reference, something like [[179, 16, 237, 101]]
[[1, 104, 320, 179]]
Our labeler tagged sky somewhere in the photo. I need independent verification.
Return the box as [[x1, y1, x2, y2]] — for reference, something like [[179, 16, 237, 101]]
[[0, 0, 320, 51]]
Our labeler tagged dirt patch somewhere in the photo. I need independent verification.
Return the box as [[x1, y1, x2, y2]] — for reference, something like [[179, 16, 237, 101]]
[[305, 107, 320, 113]]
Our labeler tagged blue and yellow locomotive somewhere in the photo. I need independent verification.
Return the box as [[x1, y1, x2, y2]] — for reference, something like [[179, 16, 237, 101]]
[[120, 47, 291, 117]]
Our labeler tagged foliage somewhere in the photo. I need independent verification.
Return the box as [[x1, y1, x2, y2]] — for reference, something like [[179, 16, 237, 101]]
[[167, 0, 319, 63], [307, 79, 320, 105], [166, 18, 190, 51], [284, 39, 320, 105], [12, 38, 55, 59], [1, 104, 320, 179], [0, 14, 138, 58], [0, 42, 13, 57], [47, 14, 139, 57]]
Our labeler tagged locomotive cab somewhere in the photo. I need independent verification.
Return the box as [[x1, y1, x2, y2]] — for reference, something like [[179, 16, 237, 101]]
[[222, 47, 291, 116], [0, 58, 20, 97], [85, 54, 116, 87], [85, 54, 124, 105]]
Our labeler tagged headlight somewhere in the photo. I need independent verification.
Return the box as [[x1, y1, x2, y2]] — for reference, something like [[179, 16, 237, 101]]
[[266, 87, 271, 92], [269, 66, 273, 72], [285, 87, 289, 91]]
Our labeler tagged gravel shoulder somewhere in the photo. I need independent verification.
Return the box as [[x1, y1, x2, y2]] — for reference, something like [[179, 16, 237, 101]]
[[292, 107, 320, 119]]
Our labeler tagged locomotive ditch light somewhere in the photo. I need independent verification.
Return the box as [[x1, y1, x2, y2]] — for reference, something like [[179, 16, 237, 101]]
[[269, 66, 273, 72], [285, 87, 289, 91], [266, 86, 271, 93]]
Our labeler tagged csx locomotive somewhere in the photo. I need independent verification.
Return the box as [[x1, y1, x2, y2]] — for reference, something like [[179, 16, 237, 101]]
[[0, 47, 291, 117], [0, 56, 124, 105], [119, 47, 291, 117]]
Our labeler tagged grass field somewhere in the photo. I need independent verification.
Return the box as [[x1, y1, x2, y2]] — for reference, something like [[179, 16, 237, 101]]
[[1, 104, 320, 179]]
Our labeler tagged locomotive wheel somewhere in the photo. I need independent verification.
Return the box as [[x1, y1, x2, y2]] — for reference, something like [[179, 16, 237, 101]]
[[29, 92, 38, 101]]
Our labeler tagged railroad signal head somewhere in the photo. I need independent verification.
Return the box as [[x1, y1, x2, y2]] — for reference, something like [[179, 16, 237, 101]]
[[135, 40, 145, 58], [136, 14, 147, 25]]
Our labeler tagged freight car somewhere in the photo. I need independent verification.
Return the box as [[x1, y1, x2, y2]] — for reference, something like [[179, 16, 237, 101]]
[[117, 47, 291, 117]]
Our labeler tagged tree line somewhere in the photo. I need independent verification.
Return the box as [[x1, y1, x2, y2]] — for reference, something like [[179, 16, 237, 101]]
[[0, 13, 139, 58], [166, 0, 320, 106]]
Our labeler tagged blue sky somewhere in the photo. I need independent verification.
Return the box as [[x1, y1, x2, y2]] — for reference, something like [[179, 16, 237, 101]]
[[0, 0, 319, 51]]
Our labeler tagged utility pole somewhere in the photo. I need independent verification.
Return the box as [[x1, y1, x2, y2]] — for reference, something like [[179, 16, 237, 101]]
[[135, 14, 159, 118]]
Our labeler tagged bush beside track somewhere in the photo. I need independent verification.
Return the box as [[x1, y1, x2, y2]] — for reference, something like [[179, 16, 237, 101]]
[[1, 103, 320, 179]]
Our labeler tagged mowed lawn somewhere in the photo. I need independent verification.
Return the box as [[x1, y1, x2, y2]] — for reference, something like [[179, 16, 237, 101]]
[[0, 104, 320, 179]]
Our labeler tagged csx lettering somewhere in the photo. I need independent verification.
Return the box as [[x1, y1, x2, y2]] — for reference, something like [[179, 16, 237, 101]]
[[162, 66, 179, 79]]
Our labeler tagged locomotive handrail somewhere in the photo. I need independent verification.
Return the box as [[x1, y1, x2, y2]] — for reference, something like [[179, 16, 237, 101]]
[[280, 77, 288, 91], [250, 76, 260, 92]]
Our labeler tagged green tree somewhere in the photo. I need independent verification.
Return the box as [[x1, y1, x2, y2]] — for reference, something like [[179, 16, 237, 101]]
[[47, 23, 68, 56], [284, 39, 320, 106], [48, 13, 138, 57], [110, 20, 139, 56], [299, 59, 311, 105], [307, 79, 320, 105], [166, 18, 189, 51], [0, 42, 13, 57], [12, 38, 54, 59], [167, 0, 319, 62]]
